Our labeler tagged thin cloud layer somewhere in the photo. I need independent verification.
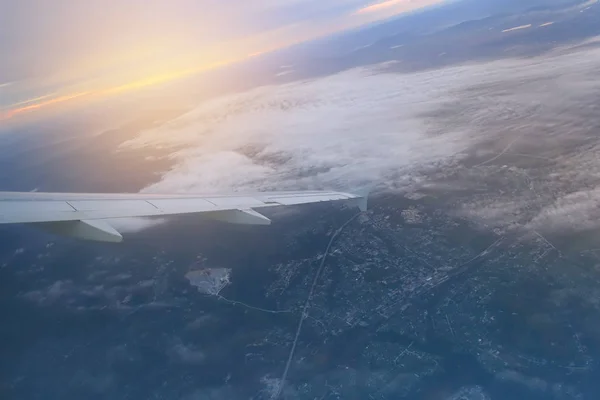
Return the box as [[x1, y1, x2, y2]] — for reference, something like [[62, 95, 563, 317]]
[[356, 0, 441, 14], [120, 66, 468, 192], [121, 40, 600, 235], [1, 0, 441, 116]]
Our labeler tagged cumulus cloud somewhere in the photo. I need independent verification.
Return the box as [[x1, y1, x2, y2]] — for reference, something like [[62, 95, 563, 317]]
[[121, 41, 600, 235], [120, 64, 470, 193]]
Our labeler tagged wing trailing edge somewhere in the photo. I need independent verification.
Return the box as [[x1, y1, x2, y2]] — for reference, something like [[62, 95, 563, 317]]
[[0, 189, 369, 242]]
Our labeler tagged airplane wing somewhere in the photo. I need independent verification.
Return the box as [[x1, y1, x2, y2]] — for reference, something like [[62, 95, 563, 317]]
[[0, 190, 367, 242]]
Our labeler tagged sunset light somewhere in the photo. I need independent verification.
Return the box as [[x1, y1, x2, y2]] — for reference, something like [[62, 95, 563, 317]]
[[2, 92, 92, 120], [5, 0, 600, 398], [0, 1, 446, 122], [1, 59, 241, 121], [356, 0, 444, 14]]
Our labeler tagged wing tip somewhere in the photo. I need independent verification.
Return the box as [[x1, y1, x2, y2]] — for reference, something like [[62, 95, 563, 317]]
[[351, 186, 372, 212]]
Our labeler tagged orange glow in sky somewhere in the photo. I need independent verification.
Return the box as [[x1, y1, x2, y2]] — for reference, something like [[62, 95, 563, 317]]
[[1, 1, 446, 122], [357, 0, 409, 13], [356, 0, 443, 14], [1, 61, 239, 121], [2, 92, 92, 120]]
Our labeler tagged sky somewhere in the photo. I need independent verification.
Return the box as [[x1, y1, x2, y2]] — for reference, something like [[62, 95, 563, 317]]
[[0, 0, 446, 121]]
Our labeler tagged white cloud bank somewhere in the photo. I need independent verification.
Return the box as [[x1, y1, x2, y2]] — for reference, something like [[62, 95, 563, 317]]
[[121, 40, 600, 235], [120, 63, 471, 192]]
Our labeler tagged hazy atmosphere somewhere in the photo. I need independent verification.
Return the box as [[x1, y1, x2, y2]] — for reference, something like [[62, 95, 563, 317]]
[[2, 1, 600, 399]]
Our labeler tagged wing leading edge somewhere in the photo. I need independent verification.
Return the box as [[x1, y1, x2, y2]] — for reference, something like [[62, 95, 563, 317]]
[[0, 190, 368, 242]]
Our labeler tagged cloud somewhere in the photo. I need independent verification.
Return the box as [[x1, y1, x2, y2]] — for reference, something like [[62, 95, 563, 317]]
[[357, 0, 417, 13], [120, 40, 600, 236], [120, 65, 465, 193], [356, 0, 443, 15], [2, 91, 91, 119], [168, 341, 206, 365]]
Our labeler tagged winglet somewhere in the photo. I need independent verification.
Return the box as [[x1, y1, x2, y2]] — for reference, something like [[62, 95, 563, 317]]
[[353, 186, 371, 212], [356, 195, 368, 212]]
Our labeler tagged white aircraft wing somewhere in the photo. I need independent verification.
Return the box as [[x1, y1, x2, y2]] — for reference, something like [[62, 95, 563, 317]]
[[0, 190, 367, 242]]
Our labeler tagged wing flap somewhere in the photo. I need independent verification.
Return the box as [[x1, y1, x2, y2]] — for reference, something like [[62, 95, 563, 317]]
[[68, 200, 157, 212], [0, 201, 79, 224], [207, 196, 267, 207], [0, 200, 75, 214], [147, 198, 216, 212]]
